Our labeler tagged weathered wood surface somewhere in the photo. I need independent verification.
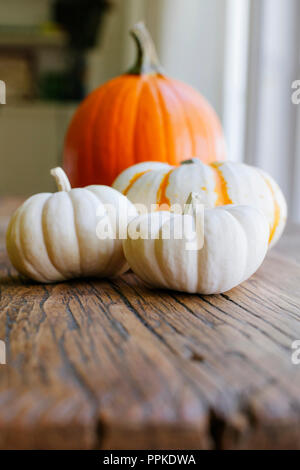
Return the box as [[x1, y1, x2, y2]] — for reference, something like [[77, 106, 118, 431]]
[[0, 197, 300, 450]]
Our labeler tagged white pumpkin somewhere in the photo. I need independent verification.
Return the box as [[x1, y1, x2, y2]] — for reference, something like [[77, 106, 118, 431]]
[[6, 168, 137, 283], [123, 193, 270, 295], [113, 159, 287, 247]]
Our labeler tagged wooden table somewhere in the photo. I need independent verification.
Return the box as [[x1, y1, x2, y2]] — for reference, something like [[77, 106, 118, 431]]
[[0, 197, 300, 450]]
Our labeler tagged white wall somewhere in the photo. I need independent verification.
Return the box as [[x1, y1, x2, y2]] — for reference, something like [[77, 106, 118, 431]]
[[223, 0, 250, 162], [0, 0, 51, 27], [245, 0, 300, 220], [0, 103, 75, 195]]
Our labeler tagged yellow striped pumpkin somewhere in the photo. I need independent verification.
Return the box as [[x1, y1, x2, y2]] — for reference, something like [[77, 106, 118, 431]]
[[113, 158, 287, 247]]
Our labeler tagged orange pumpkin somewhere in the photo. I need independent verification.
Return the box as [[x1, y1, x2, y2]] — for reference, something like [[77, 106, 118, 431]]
[[63, 22, 226, 187]]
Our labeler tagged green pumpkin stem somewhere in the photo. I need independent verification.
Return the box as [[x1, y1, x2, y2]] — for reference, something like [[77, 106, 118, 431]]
[[127, 22, 164, 75], [181, 158, 201, 165]]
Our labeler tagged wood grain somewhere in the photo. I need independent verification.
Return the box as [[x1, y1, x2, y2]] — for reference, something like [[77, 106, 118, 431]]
[[0, 197, 300, 449]]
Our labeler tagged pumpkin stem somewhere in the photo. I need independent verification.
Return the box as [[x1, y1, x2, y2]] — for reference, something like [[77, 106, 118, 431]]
[[183, 192, 203, 216], [51, 167, 72, 192], [183, 192, 204, 251], [181, 158, 201, 165], [128, 22, 164, 75]]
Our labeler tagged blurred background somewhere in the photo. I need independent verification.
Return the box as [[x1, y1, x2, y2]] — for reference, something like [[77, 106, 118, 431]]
[[0, 0, 299, 221]]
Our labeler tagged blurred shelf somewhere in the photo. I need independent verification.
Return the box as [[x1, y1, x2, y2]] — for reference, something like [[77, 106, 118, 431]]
[[0, 100, 78, 111], [0, 27, 68, 48]]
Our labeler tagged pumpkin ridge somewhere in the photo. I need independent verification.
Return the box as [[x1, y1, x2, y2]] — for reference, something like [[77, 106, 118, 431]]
[[65, 78, 118, 187], [156, 169, 173, 209], [210, 163, 232, 206], [224, 209, 249, 280], [12, 196, 55, 281], [261, 176, 281, 244], [123, 169, 153, 196], [154, 215, 175, 287], [20, 198, 54, 282], [41, 196, 69, 279], [9, 206, 45, 281], [173, 80, 217, 163], [168, 80, 196, 155], [131, 77, 148, 165], [109, 78, 139, 182], [85, 84, 113, 185], [78, 87, 106, 185], [153, 78, 173, 163], [85, 188, 118, 275], [195, 96, 212, 162], [67, 191, 85, 276], [91, 78, 128, 185]]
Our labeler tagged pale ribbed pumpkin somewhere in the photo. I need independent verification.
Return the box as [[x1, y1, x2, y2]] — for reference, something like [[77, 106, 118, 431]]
[[63, 22, 226, 187], [113, 159, 287, 247], [6, 168, 137, 283], [123, 193, 270, 295]]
